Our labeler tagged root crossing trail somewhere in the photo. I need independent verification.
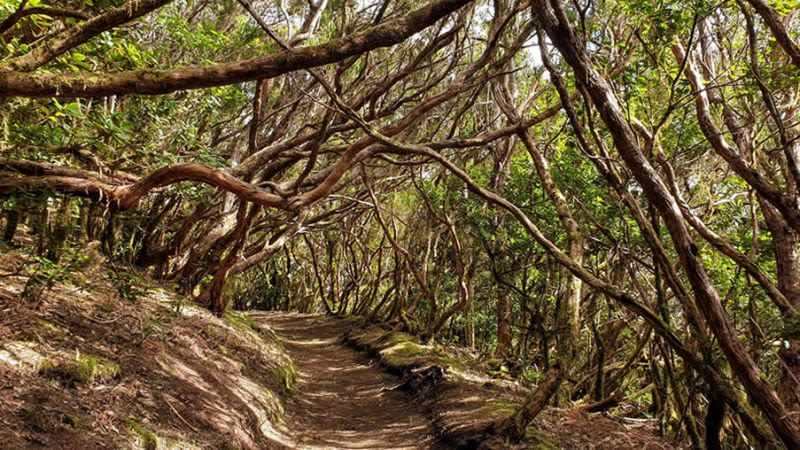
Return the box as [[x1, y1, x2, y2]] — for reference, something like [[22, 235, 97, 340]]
[[251, 312, 443, 450]]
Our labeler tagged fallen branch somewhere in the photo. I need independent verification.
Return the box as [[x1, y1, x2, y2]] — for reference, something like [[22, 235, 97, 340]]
[[165, 397, 199, 432]]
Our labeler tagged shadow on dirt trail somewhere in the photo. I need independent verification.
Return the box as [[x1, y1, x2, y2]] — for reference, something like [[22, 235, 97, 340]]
[[251, 312, 448, 450]]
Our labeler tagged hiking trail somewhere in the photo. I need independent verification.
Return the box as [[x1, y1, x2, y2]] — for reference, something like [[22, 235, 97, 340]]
[[252, 312, 444, 450]]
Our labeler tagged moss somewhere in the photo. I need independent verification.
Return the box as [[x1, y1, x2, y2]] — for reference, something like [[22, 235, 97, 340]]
[[390, 341, 428, 356], [233, 314, 283, 348], [225, 311, 260, 335], [73, 356, 120, 383], [434, 354, 462, 369], [524, 427, 559, 449], [19, 320, 66, 342], [18, 331, 37, 342], [125, 418, 158, 450], [18, 407, 46, 433], [225, 312, 283, 346], [18, 407, 37, 422], [40, 355, 121, 385], [379, 347, 415, 370], [379, 336, 429, 364], [39, 358, 57, 374], [36, 319, 61, 333], [484, 400, 522, 415], [270, 362, 299, 394], [62, 413, 80, 428], [376, 335, 464, 372], [381, 354, 407, 371], [385, 330, 414, 344]]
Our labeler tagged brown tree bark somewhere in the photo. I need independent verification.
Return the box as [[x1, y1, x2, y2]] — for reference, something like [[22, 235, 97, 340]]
[[533, 0, 800, 446], [494, 365, 563, 440], [494, 289, 513, 359], [1, 162, 288, 210], [0, 5, 90, 35], [745, 0, 800, 68], [1, 0, 173, 72], [0, 0, 472, 97]]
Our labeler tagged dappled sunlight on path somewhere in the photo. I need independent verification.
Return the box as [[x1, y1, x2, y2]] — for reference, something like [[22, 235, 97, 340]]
[[251, 313, 443, 450]]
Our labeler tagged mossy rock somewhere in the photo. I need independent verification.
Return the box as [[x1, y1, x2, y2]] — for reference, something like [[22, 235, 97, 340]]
[[125, 418, 158, 450], [388, 341, 428, 356], [40, 355, 121, 386], [380, 337, 462, 372]]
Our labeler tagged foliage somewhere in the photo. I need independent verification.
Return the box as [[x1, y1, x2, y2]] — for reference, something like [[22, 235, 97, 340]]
[[21, 253, 87, 303]]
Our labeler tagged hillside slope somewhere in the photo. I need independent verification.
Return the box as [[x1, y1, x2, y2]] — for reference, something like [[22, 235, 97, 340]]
[[0, 244, 298, 449], [346, 323, 678, 450]]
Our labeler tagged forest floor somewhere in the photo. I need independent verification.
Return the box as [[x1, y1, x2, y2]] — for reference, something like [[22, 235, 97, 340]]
[[0, 235, 678, 449]]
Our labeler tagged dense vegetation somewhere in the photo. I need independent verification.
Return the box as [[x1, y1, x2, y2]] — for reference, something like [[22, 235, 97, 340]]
[[2, 0, 800, 447]]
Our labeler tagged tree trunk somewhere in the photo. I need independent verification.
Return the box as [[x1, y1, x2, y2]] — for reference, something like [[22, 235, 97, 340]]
[[705, 390, 726, 450], [762, 200, 800, 417], [3, 206, 19, 244], [494, 364, 563, 440], [534, 2, 800, 446], [494, 289, 512, 359]]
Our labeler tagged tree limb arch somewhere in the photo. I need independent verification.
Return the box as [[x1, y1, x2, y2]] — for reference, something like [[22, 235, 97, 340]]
[[0, 0, 472, 98], [0, 157, 133, 184], [1, 162, 289, 210]]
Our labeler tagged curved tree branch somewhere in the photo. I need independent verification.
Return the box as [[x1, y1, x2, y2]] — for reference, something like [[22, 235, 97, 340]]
[[746, 0, 800, 68], [0, 6, 90, 36], [1, 0, 172, 72], [1, 162, 289, 210], [0, 0, 471, 97]]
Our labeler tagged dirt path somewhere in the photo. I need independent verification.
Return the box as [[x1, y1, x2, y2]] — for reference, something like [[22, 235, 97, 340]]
[[251, 312, 443, 450]]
